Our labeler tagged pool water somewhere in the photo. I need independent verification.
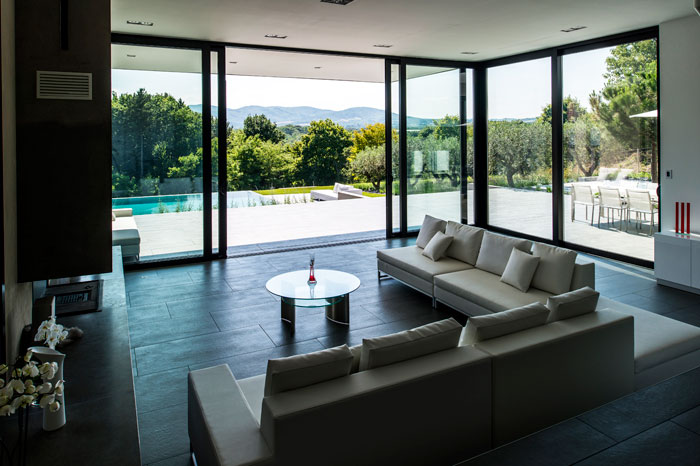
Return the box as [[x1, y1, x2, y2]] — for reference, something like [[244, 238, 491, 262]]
[[112, 191, 266, 215]]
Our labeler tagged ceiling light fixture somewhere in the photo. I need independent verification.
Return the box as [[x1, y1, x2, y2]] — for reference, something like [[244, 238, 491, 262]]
[[373, 44, 393, 48], [126, 54, 136, 58], [264, 34, 288, 39], [229, 61, 238, 64], [320, 0, 355, 5], [126, 20, 154, 26], [460, 51, 478, 55], [561, 26, 587, 33], [314, 66, 322, 69]]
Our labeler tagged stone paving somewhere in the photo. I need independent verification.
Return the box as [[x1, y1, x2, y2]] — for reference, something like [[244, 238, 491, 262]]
[[131, 188, 655, 261]]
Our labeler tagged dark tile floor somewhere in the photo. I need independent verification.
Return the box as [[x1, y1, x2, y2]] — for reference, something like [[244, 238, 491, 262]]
[[126, 238, 700, 466]]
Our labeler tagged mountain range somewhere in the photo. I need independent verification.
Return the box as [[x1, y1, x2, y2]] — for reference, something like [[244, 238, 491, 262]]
[[189, 104, 438, 129]]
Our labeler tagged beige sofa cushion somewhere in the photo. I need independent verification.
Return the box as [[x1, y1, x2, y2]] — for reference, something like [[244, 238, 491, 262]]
[[377, 246, 473, 282], [598, 297, 700, 373], [238, 373, 266, 425], [264, 345, 353, 396], [360, 318, 463, 371], [422, 231, 454, 261], [546, 287, 600, 323], [435, 268, 551, 312], [460, 302, 549, 344], [349, 344, 362, 373], [531, 243, 578, 295], [500, 248, 540, 292], [416, 215, 447, 248], [445, 221, 485, 265], [475, 231, 533, 276]]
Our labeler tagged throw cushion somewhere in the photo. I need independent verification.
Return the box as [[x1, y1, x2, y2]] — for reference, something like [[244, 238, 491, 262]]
[[111, 212, 116, 222], [360, 318, 462, 371], [422, 231, 454, 261], [475, 231, 533, 276], [500, 248, 540, 292], [445, 221, 485, 265], [264, 344, 353, 396], [531, 243, 578, 295], [349, 344, 362, 374], [415, 215, 447, 249], [460, 302, 549, 345], [546, 286, 600, 323]]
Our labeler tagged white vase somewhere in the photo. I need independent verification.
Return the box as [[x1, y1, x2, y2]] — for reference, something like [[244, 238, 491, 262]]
[[30, 346, 66, 431]]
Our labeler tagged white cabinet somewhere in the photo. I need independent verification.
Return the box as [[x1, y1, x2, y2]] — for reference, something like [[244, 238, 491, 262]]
[[654, 231, 700, 293]]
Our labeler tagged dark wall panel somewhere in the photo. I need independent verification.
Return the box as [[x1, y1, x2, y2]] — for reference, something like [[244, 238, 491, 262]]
[[15, 0, 111, 282]]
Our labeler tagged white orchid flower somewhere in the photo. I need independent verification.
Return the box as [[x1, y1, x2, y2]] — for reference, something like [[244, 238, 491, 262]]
[[10, 397, 22, 410], [20, 395, 34, 407], [37, 382, 52, 394], [0, 364, 8, 375], [0, 405, 13, 416], [22, 364, 39, 378], [23, 350, 33, 363], [0, 385, 13, 399], [39, 393, 55, 409], [9, 379, 25, 394], [24, 384, 36, 395], [49, 401, 60, 412], [0, 379, 4, 389], [54, 380, 64, 396], [0, 395, 8, 406]]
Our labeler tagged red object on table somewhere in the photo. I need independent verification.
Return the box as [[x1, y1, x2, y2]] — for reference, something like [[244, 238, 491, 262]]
[[676, 202, 679, 233], [308, 264, 316, 283], [681, 203, 685, 234], [687, 202, 691, 234]]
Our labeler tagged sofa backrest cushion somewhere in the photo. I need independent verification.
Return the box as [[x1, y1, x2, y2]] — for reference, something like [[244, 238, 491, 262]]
[[531, 243, 578, 295], [445, 221, 485, 265], [349, 344, 362, 374], [360, 318, 462, 371], [546, 286, 600, 323], [264, 345, 353, 396], [500, 248, 540, 292], [416, 215, 447, 249], [475, 231, 533, 276], [422, 231, 454, 261], [460, 302, 549, 344]]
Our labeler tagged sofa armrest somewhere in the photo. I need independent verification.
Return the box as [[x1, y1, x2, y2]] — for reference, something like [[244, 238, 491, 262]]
[[113, 208, 133, 218], [337, 191, 364, 200], [188, 365, 273, 466], [571, 261, 595, 290]]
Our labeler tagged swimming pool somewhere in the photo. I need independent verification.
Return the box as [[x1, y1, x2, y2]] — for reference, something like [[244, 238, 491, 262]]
[[112, 191, 266, 215]]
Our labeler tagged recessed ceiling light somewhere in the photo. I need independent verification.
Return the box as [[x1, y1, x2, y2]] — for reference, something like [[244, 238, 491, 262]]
[[126, 20, 154, 26], [460, 51, 478, 55], [561, 26, 587, 33], [373, 44, 393, 48], [229, 61, 238, 64], [320, 0, 355, 5], [314, 66, 322, 69], [264, 34, 288, 39], [126, 54, 136, 58]]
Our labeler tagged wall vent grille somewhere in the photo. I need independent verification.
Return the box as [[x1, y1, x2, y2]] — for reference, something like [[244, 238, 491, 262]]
[[36, 71, 92, 100]]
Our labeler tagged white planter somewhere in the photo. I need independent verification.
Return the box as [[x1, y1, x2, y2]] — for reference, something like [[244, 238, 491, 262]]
[[30, 346, 66, 431]]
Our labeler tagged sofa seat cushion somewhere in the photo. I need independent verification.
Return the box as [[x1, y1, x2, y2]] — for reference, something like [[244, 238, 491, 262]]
[[238, 373, 265, 425], [598, 297, 700, 373], [377, 246, 473, 282], [112, 217, 140, 246], [435, 268, 551, 312]]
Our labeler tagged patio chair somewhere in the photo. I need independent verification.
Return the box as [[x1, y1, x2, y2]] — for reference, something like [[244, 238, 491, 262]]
[[571, 184, 598, 225], [626, 189, 657, 235], [598, 187, 627, 230]]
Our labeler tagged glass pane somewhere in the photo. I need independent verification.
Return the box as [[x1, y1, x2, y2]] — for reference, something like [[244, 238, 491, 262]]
[[488, 58, 552, 239], [211, 51, 220, 255], [406, 66, 461, 230], [111, 45, 203, 261], [465, 68, 475, 224], [563, 40, 658, 261], [391, 63, 400, 233]]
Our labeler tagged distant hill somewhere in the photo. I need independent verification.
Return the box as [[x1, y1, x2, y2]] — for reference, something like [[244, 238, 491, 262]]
[[189, 104, 440, 130]]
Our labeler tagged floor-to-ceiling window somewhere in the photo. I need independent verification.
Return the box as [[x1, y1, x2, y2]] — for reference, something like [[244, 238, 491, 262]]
[[111, 44, 205, 261], [487, 58, 552, 239], [562, 39, 658, 261]]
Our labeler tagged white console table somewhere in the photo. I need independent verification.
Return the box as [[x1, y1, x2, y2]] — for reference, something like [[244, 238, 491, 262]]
[[654, 231, 700, 294]]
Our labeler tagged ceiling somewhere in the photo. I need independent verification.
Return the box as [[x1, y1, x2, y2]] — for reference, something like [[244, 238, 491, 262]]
[[111, 0, 694, 61]]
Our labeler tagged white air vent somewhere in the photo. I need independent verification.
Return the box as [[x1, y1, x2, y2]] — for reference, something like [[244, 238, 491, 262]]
[[36, 71, 92, 100]]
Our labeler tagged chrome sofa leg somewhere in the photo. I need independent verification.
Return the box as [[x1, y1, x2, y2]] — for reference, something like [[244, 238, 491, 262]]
[[432, 297, 437, 309]]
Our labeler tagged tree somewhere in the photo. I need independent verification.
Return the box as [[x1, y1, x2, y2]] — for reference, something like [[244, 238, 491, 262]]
[[488, 120, 550, 187], [293, 119, 353, 185], [433, 115, 461, 140], [168, 150, 202, 179], [243, 114, 284, 143], [564, 114, 601, 177], [538, 96, 585, 126], [352, 123, 394, 155], [590, 39, 658, 181], [226, 131, 297, 190], [350, 145, 385, 190]]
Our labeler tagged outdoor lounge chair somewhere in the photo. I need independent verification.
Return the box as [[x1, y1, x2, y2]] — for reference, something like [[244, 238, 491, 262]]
[[112, 208, 141, 261], [598, 186, 627, 230], [310, 183, 363, 201], [626, 189, 657, 235], [571, 183, 598, 225]]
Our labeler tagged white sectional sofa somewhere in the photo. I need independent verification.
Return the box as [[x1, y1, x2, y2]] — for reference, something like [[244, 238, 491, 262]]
[[310, 182, 363, 201], [111, 208, 140, 261]]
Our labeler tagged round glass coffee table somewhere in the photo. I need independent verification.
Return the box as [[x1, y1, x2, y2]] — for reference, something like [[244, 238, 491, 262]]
[[265, 269, 361, 326]]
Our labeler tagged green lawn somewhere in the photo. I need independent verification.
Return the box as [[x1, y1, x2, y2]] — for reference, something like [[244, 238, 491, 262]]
[[254, 186, 385, 197]]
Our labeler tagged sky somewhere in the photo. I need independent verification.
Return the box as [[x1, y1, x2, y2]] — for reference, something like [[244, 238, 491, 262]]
[[112, 47, 613, 121]]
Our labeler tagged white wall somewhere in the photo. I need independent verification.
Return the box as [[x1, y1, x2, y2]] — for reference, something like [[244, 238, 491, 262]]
[[660, 14, 700, 233]]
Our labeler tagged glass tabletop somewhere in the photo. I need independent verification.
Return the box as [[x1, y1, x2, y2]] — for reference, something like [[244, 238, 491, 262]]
[[265, 269, 361, 301]]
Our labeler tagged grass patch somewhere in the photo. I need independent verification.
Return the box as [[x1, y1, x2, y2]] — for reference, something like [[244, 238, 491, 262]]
[[362, 192, 385, 198], [255, 186, 333, 195]]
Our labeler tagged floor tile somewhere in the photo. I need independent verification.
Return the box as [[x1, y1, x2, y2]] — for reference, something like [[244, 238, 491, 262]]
[[146, 452, 191, 466], [664, 306, 700, 328], [129, 280, 232, 307], [166, 288, 277, 319], [575, 422, 700, 466], [673, 405, 700, 435], [135, 366, 191, 415], [138, 403, 190, 465], [127, 303, 171, 324], [129, 313, 220, 348]]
